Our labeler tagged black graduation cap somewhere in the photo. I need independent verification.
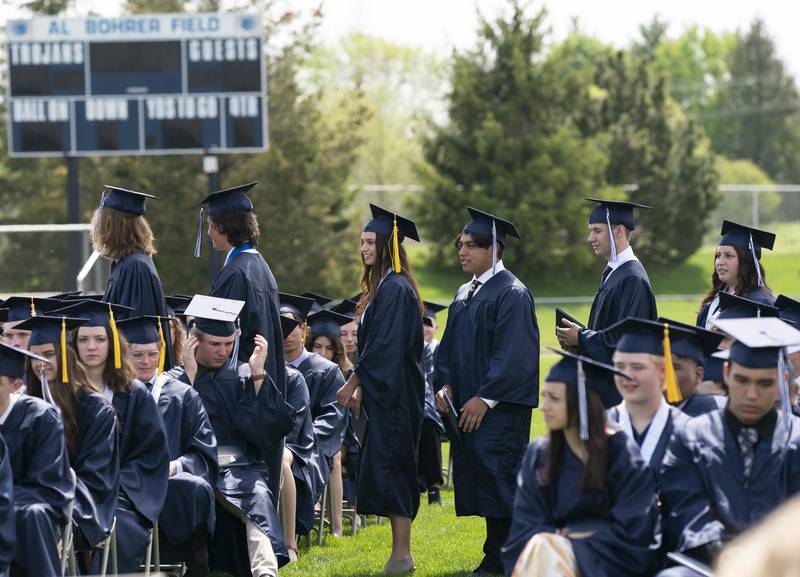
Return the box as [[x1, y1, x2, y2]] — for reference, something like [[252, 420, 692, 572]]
[[61, 292, 104, 301], [462, 207, 521, 247], [422, 301, 447, 327], [301, 292, 333, 315], [0, 342, 50, 380], [116, 315, 168, 345], [0, 296, 64, 322], [51, 300, 133, 327], [49, 290, 82, 300], [165, 294, 193, 317], [307, 309, 352, 338], [329, 298, 358, 319], [363, 204, 420, 243], [280, 315, 301, 340], [279, 293, 315, 322], [586, 198, 651, 230], [775, 295, 800, 327], [719, 220, 775, 261], [716, 292, 779, 321], [658, 317, 726, 366], [17, 315, 89, 346], [184, 295, 244, 338], [607, 317, 696, 356], [198, 182, 257, 216], [99, 185, 158, 216], [714, 317, 800, 370]]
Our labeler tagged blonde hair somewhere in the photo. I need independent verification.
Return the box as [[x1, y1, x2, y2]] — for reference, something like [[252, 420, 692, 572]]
[[91, 207, 157, 260]]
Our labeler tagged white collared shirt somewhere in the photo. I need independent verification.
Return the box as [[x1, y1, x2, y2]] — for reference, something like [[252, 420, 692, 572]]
[[604, 246, 638, 283], [457, 260, 506, 301], [614, 398, 670, 464], [287, 348, 312, 369], [0, 394, 18, 426]]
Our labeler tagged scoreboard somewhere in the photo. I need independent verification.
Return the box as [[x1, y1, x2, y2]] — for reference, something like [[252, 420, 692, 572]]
[[6, 13, 267, 157]]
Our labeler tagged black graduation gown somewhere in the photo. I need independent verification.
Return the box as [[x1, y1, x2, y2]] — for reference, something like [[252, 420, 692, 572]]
[[677, 393, 725, 418], [578, 260, 657, 405], [0, 435, 13, 577], [501, 432, 662, 577], [354, 272, 425, 518], [174, 363, 293, 571], [436, 270, 539, 518], [422, 340, 444, 433], [1, 395, 74, 577], [660, 409, 800, 554], [72, 389, 119, 549], [149, 375, 217, 547], [110, 381, 170, 574], [284, 367, 315, 535], [695, 286, 775, 328]]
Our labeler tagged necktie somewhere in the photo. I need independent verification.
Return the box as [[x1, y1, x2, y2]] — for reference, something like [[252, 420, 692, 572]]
[[738, 427, 758, 478], [466, 279, 482, 301], [600, 266, 612, 285]]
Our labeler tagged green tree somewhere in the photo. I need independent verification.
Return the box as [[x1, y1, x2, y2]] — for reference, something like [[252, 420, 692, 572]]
[[713, 156, 780, 226]]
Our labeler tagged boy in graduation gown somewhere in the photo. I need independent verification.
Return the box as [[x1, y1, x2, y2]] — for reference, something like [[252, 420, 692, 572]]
[[174, 295, 293, 577], [420, 301, 446, 505], [0, 343, 74, 577], [557, 199, 657, 402], [118, 315, 218, 577], [658, 317, 727, 417], [657, 317, 800, 576], [435, 208, 539, 576], [605, 318, 695, 475]]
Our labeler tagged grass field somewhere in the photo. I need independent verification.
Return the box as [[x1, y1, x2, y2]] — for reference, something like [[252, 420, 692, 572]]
[[273, 223, 800, 575]]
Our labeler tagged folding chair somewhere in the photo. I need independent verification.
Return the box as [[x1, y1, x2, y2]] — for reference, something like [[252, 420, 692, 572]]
[[60, 470, 77, 577]]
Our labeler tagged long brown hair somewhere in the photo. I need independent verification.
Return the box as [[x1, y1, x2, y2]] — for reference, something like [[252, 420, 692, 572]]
[[71, 325, 135, 393], [357, 232, 424, 316], [91, 207, 157, 260], [25, 345, 95, 462], [700, 245, 774, 308], [306, 331, 353, 375], [541, 387, 609, 494]]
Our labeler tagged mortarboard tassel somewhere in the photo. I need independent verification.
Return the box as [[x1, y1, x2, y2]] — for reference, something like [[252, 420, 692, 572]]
[[392, 214, 401, 273], [30, 298, 37, 317], [606, 207, 618, 263], [228, 319, 241, 370], [749, 232, 764, 288], [779, 348, 792, 429], [663, 323, 682, 403], [60, 317, 69, 383], [577, 359, 589, 441], [108, 304, 122, 370], [157, 319, 166, 374], [492, 220, 497, 275], [194, 206, 205, 258], [39, 363, 54, 405]]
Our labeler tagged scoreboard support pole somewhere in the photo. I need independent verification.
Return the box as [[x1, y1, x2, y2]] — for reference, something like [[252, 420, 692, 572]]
[[203, 155, 222, 285], [67, 156, 81, 291]]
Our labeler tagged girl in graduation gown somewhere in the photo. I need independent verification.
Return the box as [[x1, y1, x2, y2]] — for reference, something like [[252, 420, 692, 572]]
[[502, 350, 662, 577], [66, 302, 170, 574], [697, 221, 776, 329], [21, 315, 120, 565], [337, 205, 425, 574]]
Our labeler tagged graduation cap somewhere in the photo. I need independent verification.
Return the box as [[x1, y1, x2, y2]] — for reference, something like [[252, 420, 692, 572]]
[[49, 290, 82, 300], [279, 293, 315, 323], [658, 317, 726, 366], [546, 347, 632, 439], [99, 185, 158, 216], [329, 298, 358, 320], [184, 295, 245, 369], [775, 295, 800, 327], [15, 315, 88, 392], [301, 292, 333, 315], [165, 294, 193, 324], [719, 221, 776, 288], [0, 296, 63, 322], [607, 317, 696, 403], [117, 315, 170, 373], [462, 207, 521, 275], [307, 309, 352, 338], [363, 204, 420, 274], [422, 301, 447, 327], [0, 342, 50, 380], [716, 292, 779, 321], [280, 315, 301, 340], [703, 354, 725, 384], [195, 182, 257, 257], [586, 198, 652, 263]]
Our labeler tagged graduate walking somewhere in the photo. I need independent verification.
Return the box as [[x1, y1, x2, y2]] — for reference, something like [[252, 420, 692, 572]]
[[435, 208, 539, 576]]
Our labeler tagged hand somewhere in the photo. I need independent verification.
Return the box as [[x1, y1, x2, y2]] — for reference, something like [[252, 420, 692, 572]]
[[169, 461, 178, 477], [435, 385, 453, 413], [249, 334, 268, 375], [182, 335, 200, 385], [556, 319, 581, 351], [351, 384, 362, 417], [337, 373, 360, 408], [459, 396, 489, 433]]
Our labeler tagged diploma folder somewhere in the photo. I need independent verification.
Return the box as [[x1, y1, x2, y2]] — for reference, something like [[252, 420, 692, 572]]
[[556, 307, 585, 331], [443, 393, 463, 444], [217, 445, 252, 467]]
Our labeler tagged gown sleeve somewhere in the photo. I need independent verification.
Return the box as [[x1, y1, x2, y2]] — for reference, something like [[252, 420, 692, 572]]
[[285, 370, 315, 464], [310, 367, 347, 458], [176, 389, 218, 485], [233, 376, 293, 451], [105, 257, 164, 316]]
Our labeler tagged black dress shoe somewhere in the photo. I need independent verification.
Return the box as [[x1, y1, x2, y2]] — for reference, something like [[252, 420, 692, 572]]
[[427, 488, 443, 505]]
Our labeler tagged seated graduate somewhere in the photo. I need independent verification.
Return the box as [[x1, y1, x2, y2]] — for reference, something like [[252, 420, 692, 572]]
[[174, 295, 293, 577], [657, 317, 800, 577], [501, 348, 662, 577], [0, 342, 74, 577], [605, 318, 695, 475], [0, 433, 13, 577], [18, 314, 120, 567], [278, 316, 315, 561], [420, 301, 447, 506], [658, 317, 727, 417], [118, 315, 218, 577], [775, 295, 800, 414], [280, 294, 347, 531], [58, 299, 170, 574]]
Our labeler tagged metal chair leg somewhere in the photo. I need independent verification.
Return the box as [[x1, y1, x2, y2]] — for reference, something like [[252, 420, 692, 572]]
[[143, 527, 153, 577], [153, 521, 160, 572], [316, 483, 328, 546], [99, 516, 116, 577], [110, 520, 118, 576]]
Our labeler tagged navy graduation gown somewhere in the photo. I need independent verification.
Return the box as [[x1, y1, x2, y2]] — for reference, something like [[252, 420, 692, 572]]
[[0, 435, 13, 577], [1, 395, 74, 577], [660, 409, 800, 554], [678, 393, 726, 418], [72, 389, 119, 548], [354, 272, 425, 518], [149, 375, 217, 546], [695, 286, 774, 327], [436, 269, 539, 518], [284, 367, 316, 535], [174, 363, 293, 569], [501, 432, 662, 577], [422, 340, 444, 433]]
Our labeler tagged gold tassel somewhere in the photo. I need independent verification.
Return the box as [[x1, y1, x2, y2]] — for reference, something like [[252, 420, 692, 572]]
[[392, 214, 401, 273], [663, 323, 682, 403], [60, 317, 69, 383], [31, 298, 37, 317], [157, 319, 166, 374], [108, 304, 122, 370]]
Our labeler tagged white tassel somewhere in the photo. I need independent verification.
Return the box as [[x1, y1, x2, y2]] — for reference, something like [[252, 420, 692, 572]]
[[750, 232, 764, 288], [492, 220, 497, 275], [194, 206, 205, 258], [606, 208, 618, 263], [779, 348, 791, 429], [228, 320, 241, 370], [40, 365, 54, 406], [578, 359, 589, 441]]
